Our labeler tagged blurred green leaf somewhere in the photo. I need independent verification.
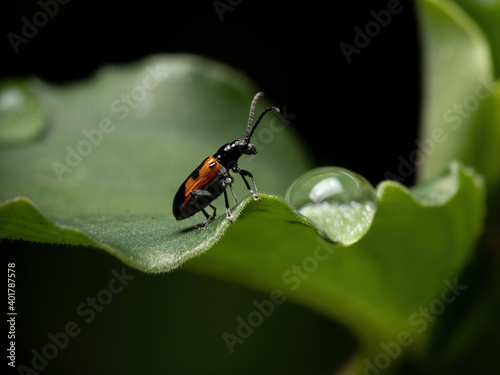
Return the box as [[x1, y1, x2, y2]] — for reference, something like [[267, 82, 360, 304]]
[[417, 0, 494, 182], [453, 0, 500, 78], [461, 84, 500, 201], [416, 1, 500, 370]]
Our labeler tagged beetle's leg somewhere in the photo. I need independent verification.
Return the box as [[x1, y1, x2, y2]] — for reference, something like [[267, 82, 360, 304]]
[[190, 190, 214, 209], [218, 176, 235, 221], [232, 167, 260, 201], [218, 171, 237, 204], [190, 190, 217, 229], [195, 208, 211, 229], [229, 184, 239, 205], [194, 204, 217, 229], [241, 169, 259, 194], [223, 188, 233, 222]]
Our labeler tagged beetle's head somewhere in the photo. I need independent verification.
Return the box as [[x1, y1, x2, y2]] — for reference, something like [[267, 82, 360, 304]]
[[236, 140, 257, 155]]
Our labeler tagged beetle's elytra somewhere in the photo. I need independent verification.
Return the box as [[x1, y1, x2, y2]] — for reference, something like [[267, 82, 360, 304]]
[[172, 92, 280, 229]]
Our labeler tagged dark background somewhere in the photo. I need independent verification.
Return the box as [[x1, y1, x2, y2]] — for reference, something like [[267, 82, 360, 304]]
[[1, 0, 422, 374]]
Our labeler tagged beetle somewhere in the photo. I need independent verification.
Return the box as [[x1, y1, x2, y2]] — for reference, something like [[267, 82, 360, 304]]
[[172, 92, 280, 229]]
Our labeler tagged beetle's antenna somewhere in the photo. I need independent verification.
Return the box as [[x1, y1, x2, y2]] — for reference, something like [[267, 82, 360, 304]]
[[247, 106, 280, 142], [246, 92, 264, 140], [245, 92, 280, 142]]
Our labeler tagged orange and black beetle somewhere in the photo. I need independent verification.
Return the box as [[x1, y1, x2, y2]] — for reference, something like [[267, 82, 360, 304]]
[[172, 92, 280, 229]]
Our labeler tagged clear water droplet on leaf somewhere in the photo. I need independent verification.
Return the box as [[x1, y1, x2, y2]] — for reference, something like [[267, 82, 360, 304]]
[[286, 167, 377, 245], [0, 80, 45, 146]]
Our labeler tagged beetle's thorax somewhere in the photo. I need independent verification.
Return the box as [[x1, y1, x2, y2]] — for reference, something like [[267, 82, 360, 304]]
[[214, 139, 257, 169]]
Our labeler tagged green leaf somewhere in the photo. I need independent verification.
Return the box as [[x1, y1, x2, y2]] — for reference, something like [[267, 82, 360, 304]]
[[461, 84, 500, 201], [417, 0, 494, 182], [417, 0, 500, 200], [453, 0, 500, 78], [408, 1, 500, 369]]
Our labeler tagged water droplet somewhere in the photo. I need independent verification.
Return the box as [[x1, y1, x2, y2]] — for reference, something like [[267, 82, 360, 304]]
[[286, 167, 377, 245], [0, 80, 45, 146]]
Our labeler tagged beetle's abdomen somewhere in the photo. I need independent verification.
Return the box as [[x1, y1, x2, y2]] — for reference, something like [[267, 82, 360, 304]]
[[172, 156, 220, 219]]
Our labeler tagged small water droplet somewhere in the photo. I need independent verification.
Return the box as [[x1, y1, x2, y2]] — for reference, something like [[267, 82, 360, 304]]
[[0, 80, 45, 146], [286, 167, 377, 245]]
